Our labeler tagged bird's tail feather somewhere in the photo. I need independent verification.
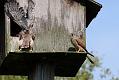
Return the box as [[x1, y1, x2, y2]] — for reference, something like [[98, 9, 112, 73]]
[[81, 46, 95, 57], [87, 55, 95, 64], [81, 46, 95, 64]]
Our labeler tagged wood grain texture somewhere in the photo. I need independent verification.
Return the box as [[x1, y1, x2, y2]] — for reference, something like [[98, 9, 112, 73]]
[[33, 0, 86, 52], [6, 0, 86, 52], [28, 63, 54, 80]]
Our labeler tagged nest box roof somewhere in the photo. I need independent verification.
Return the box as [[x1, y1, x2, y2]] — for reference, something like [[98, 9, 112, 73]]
[[86, 0, 102, 27], [75, 0, 102, 27]]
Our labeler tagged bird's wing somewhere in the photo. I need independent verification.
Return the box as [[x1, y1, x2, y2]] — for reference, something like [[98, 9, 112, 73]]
[[26, 0, 35, 27], [76, 38, 85, 49], [5, 0, 28, 29], [27, 0, 35, 18], [71, 37, 79, 51]]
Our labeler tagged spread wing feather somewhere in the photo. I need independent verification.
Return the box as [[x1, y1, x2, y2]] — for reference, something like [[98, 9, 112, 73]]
[[27, 0, 35, 19], [5, 0, 27, 29], [4, 0, 35, 30]]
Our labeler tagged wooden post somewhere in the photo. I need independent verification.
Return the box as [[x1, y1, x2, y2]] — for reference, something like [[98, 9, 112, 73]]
[[28, 63, 55, 80]]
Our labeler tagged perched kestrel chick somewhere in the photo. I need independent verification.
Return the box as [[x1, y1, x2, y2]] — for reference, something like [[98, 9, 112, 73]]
[[71, 33, 86, 53], [71, 33, 95, 64], [19, 29, 35, 51]]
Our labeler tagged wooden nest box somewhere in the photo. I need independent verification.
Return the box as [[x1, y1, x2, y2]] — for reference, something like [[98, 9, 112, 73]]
[[0, 0, 102, 78]]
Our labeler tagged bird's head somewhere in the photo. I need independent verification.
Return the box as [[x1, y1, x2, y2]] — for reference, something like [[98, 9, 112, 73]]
[[24, 30, 30, 34], [78, 31, 83, 39]]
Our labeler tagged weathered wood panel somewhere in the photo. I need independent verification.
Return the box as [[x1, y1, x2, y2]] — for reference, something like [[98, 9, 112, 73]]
[[0, 4, 5, 65], [33, 0, 86, 52], [8, 0, 86, 52], [5, 15, 11, 53]]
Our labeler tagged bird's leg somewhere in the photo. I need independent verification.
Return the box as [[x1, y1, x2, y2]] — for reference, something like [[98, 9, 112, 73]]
[[29, 39, 34, 52], [77, 49, 80, 53], [29, 46, 33, 52], [77, 46, 85, 53], [19, 46, 21, 50], [19, 40, 24, 51], [18, 46, 22, 51], [29, 49, 33, 52]]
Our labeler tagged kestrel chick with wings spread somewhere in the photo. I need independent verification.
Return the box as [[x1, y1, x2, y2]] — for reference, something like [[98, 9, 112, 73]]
[[5, 0, 35, 51]]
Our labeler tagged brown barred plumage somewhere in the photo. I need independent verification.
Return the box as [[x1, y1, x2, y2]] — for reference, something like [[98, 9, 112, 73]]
[[71, 33, 95, 64]]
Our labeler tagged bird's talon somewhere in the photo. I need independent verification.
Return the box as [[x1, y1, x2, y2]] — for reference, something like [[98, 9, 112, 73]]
[[29, 50, 33, 52], [19, 49, 22, 51]]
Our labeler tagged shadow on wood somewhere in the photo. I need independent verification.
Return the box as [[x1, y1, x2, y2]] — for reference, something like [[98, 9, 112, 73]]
[[0, 52, 87, 77]]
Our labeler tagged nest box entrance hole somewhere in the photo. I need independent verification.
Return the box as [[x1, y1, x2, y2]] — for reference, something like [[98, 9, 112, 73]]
[[10, 19, 22, 37]]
